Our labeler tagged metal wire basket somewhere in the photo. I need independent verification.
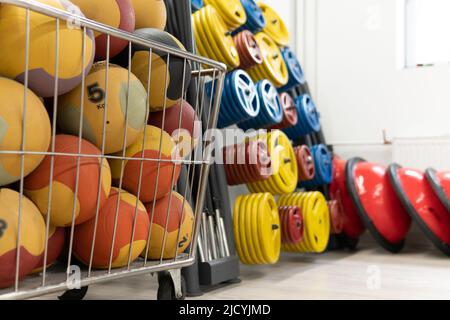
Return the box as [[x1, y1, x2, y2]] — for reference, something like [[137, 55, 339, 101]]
[[0, 0, 226, 300]]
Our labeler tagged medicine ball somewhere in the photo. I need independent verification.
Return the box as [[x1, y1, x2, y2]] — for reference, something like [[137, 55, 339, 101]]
[[0, 0, 95, 97], [0, 189, 46, 288], [109, 125, 181, 203], [0, 77, 51, 187], [147, 100, 201, 158], [24, 135, 112, 227], [131, 28, 191, 112], [32, 226, 65, 273], [131, 0, 167, 30], [57, 62, 148, 155], [143, 191, 194, 260], [73, 188, 150, 269], [71, 0, 135, 60]]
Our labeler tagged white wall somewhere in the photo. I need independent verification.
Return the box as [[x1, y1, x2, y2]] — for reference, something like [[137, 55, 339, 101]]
[[300, 0, 450, 169]]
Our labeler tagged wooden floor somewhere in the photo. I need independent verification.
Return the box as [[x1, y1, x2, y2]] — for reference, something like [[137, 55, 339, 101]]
[[37, 234, 450, 300]]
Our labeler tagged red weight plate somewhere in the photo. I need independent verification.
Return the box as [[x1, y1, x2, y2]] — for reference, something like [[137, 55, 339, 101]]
[[389, 165, 450, 255], [287, 206, 303, 244], [346, 158, 412, 253], [234, 30, 263, 70], [328, 200, 344, 234], [294, 145, 315, 181], [269, 93, 298, 130], [425, 168, 450, 213], [330, 156, 365, 240]]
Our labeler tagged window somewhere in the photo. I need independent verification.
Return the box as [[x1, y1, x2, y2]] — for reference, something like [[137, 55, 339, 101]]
[[405, 0, 450, 68]]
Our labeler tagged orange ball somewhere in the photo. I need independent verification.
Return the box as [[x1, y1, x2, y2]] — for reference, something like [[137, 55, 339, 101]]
[[73, 188, 150, 269], [143, 191, 194, 260], [32, 226, 65, 273], [109, 125, 181, 203], [24, 135, 112, 227]]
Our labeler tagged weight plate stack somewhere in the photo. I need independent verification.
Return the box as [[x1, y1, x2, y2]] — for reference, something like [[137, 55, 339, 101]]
[[425, 168, 450, 213], [279, 47, 305, 92], [233, 193, 281, 265], [279, 206, 303, 245], [298, 144, 332, 188], [278, 192, 330, 253], [247, 32, 288, 87], [233, 30, 263, 70], [294, 145, 315, 182], [269, 93, 298, 130], [238, 80, 283, 130], [258, 2, 289, 46], [328, 200, 344, 235], [223, 140, 271, 186], [233, 0, 266, 34], [191, 0, 203, 12], [193, 5, 240, 70], [203, 0, 247, 31], [283, 94, 321, 140], [208, 69, 260, 128], [247, 130, 298, 195]]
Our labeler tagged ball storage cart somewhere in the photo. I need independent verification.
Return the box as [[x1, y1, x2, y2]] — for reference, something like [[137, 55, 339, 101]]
[[0, 0, 226, 300]]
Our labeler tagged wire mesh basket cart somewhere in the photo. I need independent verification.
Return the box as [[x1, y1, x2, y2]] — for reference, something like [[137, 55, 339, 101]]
[[0, 0, 226, 300]]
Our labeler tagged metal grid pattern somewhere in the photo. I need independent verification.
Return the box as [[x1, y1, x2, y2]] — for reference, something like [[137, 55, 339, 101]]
[[0, 0, 226, 299]]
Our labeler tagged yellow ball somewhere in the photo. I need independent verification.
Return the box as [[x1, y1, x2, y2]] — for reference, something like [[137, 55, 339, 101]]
[[131, 29, 191, 112], [57, 62, 149, 154], [0, 189, 46, 288], [0, 0, 95, 97], [131, 0, 167, 30], [0, 77, 51, 187]]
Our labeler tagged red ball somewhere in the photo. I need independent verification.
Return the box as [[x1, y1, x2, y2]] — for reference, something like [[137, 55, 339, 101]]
[[147, 100, 201, 158], [32, 226, 65, 273]]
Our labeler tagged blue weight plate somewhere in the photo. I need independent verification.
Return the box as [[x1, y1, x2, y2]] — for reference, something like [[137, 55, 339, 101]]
[[299, 94, 321, 133], [220, 73, 237, 126], [229, 70, 260, 120], [282, 47, 305, 85], [191, 0, 204, 12], [241, 0, 266, 32], [295, 95, 311, 135], [283, 96, 308, 139], [313, 144, 332, 184], [257, 80, 283, 126]]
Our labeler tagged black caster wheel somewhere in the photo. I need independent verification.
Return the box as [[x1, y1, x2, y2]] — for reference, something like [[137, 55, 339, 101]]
[[157, 273, 186, 300], [58, 286, 89, 300]]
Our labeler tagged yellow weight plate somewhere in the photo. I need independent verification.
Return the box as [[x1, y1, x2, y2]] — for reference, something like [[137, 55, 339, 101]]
[[255, 32, 288, 86], [202, 6, 240, 69], [193, 11, 221, 62], [239, 195, 257, 264], [233, 196, 249, 264], [243, 194, 264, 264], [258, 2, 290, 46], [248, 32, 288, 87], [249, 194, 268, 264], [257, 193, 280, 264], [200, 6, 235, 67], [204, 0, 246, 30], [247, 130, 297, 195], [304, 192, 330, 253], [297, 193, 314, 252]]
